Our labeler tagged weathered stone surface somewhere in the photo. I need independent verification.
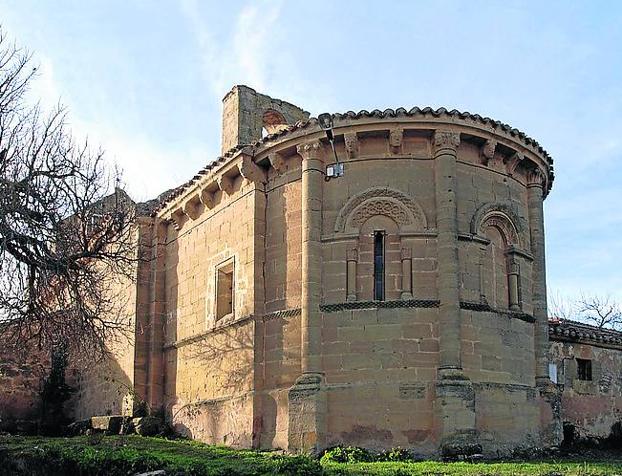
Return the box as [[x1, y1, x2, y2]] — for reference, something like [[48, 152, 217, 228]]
[[91, 416, 124, 434], [16, 85, 621, 460], [132, 416, 163, 436]]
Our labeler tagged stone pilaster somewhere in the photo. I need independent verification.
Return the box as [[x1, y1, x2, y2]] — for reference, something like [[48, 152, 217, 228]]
[[288, 139, 326, 454], [146, 219, 167, 411], [433, 130, 462, 373], [527, 169, 550, 386], [433, 129, 477, 455]]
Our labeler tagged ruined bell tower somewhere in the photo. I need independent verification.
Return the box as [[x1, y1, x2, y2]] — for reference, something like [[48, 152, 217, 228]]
[[220, 85, 309, 154]]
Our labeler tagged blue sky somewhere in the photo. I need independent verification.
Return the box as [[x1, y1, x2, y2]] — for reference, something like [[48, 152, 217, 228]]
[[1, 0, 621, 302]]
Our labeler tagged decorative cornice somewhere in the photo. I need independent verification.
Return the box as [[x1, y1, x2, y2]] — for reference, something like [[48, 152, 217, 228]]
[[459, 301, 535, 323], [152, 106, 555, 216], [320, 299, 440, 313], [549, 319, 622, 350]]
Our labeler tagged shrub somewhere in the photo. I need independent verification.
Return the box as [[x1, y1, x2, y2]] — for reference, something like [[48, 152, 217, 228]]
[[379, 447, 413, 462], [320, 446, 374, 464]]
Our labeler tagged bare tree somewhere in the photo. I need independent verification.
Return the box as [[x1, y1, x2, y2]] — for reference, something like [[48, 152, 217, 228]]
[[549, 291, 622, 330], [0, 27, 136, 358], [576, 293, 622, 330]]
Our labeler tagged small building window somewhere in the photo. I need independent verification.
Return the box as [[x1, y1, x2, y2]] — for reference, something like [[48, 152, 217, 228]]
[[216, 260, 234, 320], [577, 358, 592, 381], [373, 231, 385, 301], [548, 362, 558, 384]]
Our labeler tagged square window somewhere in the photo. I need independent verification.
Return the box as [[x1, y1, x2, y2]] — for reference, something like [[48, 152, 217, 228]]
[[576, 358, 592, 381], [216, 260, 234, 320]]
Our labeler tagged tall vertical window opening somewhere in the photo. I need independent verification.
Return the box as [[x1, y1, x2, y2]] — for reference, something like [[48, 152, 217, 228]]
[[216, 260, 234, 320], [373, 231, 385, 301]]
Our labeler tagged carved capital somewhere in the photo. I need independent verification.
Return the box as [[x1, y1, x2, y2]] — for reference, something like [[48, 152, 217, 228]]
[[343, 133, 359, 159], [433, 129, 460, 154], [526, 168, 546, 189], [239, 155, 266, 183], [268, 152, 287, 174], [389, 128, 403, 152], [296, 140, 322, 161], [346, 248, 358, 261], [217, 175, 234, 195], [481, 139, 497, 165], [507, 151, 523, 176], [401, 247, 412, 260]]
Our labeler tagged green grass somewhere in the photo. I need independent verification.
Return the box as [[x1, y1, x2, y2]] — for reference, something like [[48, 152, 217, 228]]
[[323, 460, 622, 475], [1, 435, 622, 476], [0, 435, 321, 475]]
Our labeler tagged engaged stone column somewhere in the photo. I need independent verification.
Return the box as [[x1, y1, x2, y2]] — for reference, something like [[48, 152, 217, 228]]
[[433, 129, 477, 456], [346, 248, 358, 302], [527, 169, 550, 385], [400, 247, 413, 299], [508, 260, 521, 311], [288, 140, 326, 454], [433, 130, 463, 374]]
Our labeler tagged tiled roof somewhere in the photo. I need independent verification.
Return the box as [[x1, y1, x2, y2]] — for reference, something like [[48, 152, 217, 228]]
[[549, 319, 622, 348], [152, 107, 555, 216]]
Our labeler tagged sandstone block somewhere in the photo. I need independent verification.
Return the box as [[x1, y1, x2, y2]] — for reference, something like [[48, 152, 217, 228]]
[[91, 415, 124, 434]]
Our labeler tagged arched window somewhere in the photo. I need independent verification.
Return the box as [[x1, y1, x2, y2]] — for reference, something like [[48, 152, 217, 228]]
[[336, 188, 427, 303], [262, 109, 288, 135], [479, 211, 521, 310], [482, 223, 509, 309], [358, 215, 401, 301]]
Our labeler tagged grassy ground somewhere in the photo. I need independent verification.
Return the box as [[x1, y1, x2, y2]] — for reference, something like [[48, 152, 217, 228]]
[[1, 435, 622, 476]]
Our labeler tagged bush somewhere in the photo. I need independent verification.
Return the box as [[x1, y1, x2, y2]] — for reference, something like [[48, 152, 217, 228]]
[[379, 447, 413, 462], [320, 446, 374, 464]]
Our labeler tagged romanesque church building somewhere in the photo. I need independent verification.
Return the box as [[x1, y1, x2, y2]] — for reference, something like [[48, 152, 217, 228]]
[[4, 86, 622, 457]]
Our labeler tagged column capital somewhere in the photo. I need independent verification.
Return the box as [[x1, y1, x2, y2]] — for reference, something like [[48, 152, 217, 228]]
[[526, 167, 546, 189], [296, 140, 323, 161], [433, 129, 460, 153]]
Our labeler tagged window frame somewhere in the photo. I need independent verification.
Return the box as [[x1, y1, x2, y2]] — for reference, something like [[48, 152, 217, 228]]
[[373, 230, 385, 301], [576, 358, 592, 381], [214, 257, 235, 322]]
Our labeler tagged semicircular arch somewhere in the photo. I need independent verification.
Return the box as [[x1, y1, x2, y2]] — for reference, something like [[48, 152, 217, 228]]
[[334, 187, 427, 233]]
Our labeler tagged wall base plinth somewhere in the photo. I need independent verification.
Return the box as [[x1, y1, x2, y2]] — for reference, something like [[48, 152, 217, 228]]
[[287, 372, 326, 454], [436, 369, 480, 458], [537, 380, 562, 448]]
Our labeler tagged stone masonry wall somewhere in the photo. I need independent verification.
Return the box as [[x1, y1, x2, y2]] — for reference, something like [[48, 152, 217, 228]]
[[163, 175, 260, 446], [550, 340, 622, 440], [0, 338, 49, 431]]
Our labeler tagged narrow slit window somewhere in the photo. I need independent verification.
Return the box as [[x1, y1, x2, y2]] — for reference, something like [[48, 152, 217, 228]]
[[216, 261, 234, 320], [576, 358, 592, 381], [373, 231, 385, 301]]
